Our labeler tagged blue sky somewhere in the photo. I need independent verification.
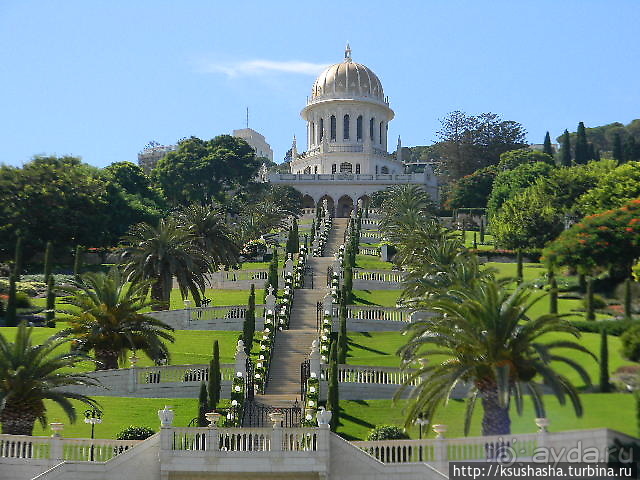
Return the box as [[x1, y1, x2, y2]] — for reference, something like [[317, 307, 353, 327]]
[[1, 1, 638, 168]]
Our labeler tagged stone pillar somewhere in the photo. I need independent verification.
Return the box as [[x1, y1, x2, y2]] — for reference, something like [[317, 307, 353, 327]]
[[270, 413, 284, 451], [310, 340, 321, 379], [265, 285, 276, 313], [235, 340, 247, 377], [433, 424, 448, 474], [322, 293, 333, 317], [284, 254, 294, 277], [49, 423, 64, 461], [536, 418, 549, 449], [158, 406, 175, 452], [128, 352, 138, 393], [380, 244, 389, 262]]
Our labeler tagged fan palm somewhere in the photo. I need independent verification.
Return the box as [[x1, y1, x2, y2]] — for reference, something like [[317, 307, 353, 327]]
[[0, 323, 99, 435], [58, 268, 174, 370], [120, 217, 211, 308], [397, 279, 595, 436], [176, 203, 240, 267]]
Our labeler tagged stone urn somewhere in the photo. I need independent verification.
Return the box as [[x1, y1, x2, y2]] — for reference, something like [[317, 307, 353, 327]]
[[205, 412, 222, 428], [269, 412, 284, 427], [535, 417, 550, 433], [316, 407, 332, 427], [432, 424, 447, 439], [158, 405, 174, 428], [49, 422, 64, 437]]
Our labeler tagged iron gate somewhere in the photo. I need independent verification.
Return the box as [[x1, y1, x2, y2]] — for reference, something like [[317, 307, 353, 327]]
[[245, 358, 254, 402], [242, 400, 302, 428], [300, 359, 310, 401]]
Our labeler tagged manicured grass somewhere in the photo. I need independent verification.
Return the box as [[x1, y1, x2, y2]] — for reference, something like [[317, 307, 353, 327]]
[[0, 325, 241, 368], [355, 255, 394, 271], [168, 288, 269, 310], [31, 396, 202, 438], [347, 332, 404, 367], [352, 290, 402, 307], [454, 230, 495, 251], [338, 394, 635, 440]]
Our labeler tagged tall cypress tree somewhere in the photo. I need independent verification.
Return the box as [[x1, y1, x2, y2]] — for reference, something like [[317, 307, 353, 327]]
[[543, 131, 554, 156], [560, 129, 572, 166], [516, 250, 523, 283], [586, 277, 595, 321], [624, 277, 632, 320], [599, 329, 611, 393], [327, 341, 340, 432], [242, 284, 256, 354], [479, 219, 485, 244], [208, 340, 221, 411], [574, 122, 589, 164], [197, 382, 209, 426], [343, 266, 353, 304], [73, 245, 83, 278], [6, 274, 17, 327], [13, 236, 23, 281], [337, 299, 348, 364], [613, 133, 624, 162], [549, 268, 558, 315], [291, 218, 299, 254], [44, 241, 53, 285], [46, 275, 56, 328]]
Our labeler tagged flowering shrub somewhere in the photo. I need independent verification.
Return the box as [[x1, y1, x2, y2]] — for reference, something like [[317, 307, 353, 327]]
[[228, 374, 245, 427], [255, 311, 276, 393], [303, 376, 320, 427], [320, 313, 333, 363], [543, 198, 640, 278]]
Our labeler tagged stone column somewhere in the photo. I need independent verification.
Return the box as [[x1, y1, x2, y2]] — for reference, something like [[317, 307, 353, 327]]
[[433, 424, 448, 474], [235, 340, 247, 377], [158, 406, 175, 452], [128, 352, 138, 393], [284, 254, 294, 277], [265, 285, 276, 313], [270, 413, 284, 451]]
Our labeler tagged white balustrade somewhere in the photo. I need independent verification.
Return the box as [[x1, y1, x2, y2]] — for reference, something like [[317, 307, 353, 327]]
[[187, 305, 266, 322], [358, 247, 380, 256], [320, 364, 418, 386], [137, 363, 235, 384], [346, 306, 409, 323], [353, 269, 405, 283], [0, 435, 51, 459], [61, 438, 141, 462]]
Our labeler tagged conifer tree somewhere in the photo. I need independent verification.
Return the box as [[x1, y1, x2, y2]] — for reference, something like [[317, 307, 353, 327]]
[[560, 129, 572, 166], [624, 135, 640, 162], [613, 133, 624, 162], [197, 382, 209, 426], [599, 329, 611, 393], [343, 266, 353, 304], [6, 274, 17, 327], [13, 236, 23, 281], [516, 250, 523, 283], [586, 277, 595, 321], [473, 231, 477, 249], [292, 218, 299, 254], [543, 131, 554, 156], [327, 342, 340, 432], [208, 340, 221, 411], [337, 299, 348, 364], [242, 284, 256, 354], [549, 269, 558, 315], [46, 276, 55, 328], [574, 122, 589, 164], [44, 241, 53, 285], [479, 219, 485, 244], [624, 277, 633, 320], [73, 245, 83, 278]]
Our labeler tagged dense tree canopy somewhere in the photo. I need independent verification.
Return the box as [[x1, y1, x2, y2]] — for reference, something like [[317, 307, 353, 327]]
[[496, 148, 554, 170], [487, 161, 554, 218], [436, 111, 527, 179], [446, 166, 497, 209], [556, 119, 640, 157], [576, 161, 640, 215], [153, 135, 261, 205]]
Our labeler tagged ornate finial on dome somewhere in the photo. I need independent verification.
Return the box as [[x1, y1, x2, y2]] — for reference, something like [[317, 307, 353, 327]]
[[344, 42, 352, 63]]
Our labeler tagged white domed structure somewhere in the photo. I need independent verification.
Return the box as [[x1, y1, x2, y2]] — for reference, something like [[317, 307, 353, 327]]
[[270, 45, 438, 217]]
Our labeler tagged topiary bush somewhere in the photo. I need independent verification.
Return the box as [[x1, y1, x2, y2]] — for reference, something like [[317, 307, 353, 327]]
[[116, 426, 156, 440], [583, 293, 608, 311], [15, 292, 31, 308], [621, 324, 640, 362], [366, 425, 410, 441]]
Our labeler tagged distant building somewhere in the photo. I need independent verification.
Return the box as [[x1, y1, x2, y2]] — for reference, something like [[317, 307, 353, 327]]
[[233, 128, 274, 161], [137, 143, 177, 173], [529, 143, 559, 154]]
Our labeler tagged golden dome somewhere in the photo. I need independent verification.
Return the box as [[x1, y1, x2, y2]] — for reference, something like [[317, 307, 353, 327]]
[[310, 45, 385, 103]]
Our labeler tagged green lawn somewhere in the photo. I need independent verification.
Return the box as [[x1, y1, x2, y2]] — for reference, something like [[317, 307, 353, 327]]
[[454, 230, 495, 251], [352, 290, 403, 307], [31, 396, 201, 438], [338, 393, 635, 440], [355, 255, 394, 271], [345, 330, 631, 389]]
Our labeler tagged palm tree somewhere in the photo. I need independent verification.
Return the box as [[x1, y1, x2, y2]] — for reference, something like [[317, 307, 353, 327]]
[[0, 323, 99, 435], [397, 279, 595, 436], [119, 218, 211, 308], [58, 268, 174, 370], [176, 203, 240, 267]]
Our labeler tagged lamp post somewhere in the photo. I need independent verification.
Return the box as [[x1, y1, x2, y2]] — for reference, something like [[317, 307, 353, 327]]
[[84, 408, 103, 461], [415, 415, 429, 462]]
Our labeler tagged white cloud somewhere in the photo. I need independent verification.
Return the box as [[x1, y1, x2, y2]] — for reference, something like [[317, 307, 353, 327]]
[[197, 59, 329, 77]]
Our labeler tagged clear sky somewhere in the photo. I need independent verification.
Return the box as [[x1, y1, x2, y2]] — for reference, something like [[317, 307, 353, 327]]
[[1, 1, 638, 168]]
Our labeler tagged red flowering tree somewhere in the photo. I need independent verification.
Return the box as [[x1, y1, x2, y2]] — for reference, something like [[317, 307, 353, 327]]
[[543, 198, 640, 280]]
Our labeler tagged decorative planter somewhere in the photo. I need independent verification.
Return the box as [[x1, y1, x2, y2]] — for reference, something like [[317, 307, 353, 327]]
[[158, 406, 175, 427], [269, 412, 284, 427], [49, 422, 64, 436], [205, 412, 222, 427], [535, 417, 550, 433], [432, 424, 447, 439]]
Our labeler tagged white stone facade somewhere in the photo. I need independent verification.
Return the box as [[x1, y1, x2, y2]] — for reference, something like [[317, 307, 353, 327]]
[[270, 45, 438, 216], [233, 128, 274, 161]]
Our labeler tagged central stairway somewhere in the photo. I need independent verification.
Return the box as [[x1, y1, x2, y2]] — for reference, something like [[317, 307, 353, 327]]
[[251, 217, 349, 417]]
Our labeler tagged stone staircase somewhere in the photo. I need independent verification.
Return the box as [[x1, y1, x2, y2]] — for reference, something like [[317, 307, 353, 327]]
[[253, 217, 349, 412]]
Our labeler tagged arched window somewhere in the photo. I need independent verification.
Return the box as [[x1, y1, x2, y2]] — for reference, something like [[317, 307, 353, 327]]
[[311, 122, 315, 144], [330, 115, 336, 141], [375, 165, 379, 174], [370, 117, 375, 141], [379, 121, 384, 145], [314, 166, 318, 174], [381, 166, 389, 174], [331, 164, 337, 174], [356, 115, 363, 141], [304, 167, 311, 174], [343, 114, 350, 139], [340, 162, 353, 173], [319, 118, 324, 142], [355, 163, 361, 174]]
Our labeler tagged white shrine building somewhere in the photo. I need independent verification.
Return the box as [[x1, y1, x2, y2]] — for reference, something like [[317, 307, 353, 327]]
[[269, 45, 438, 217]]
